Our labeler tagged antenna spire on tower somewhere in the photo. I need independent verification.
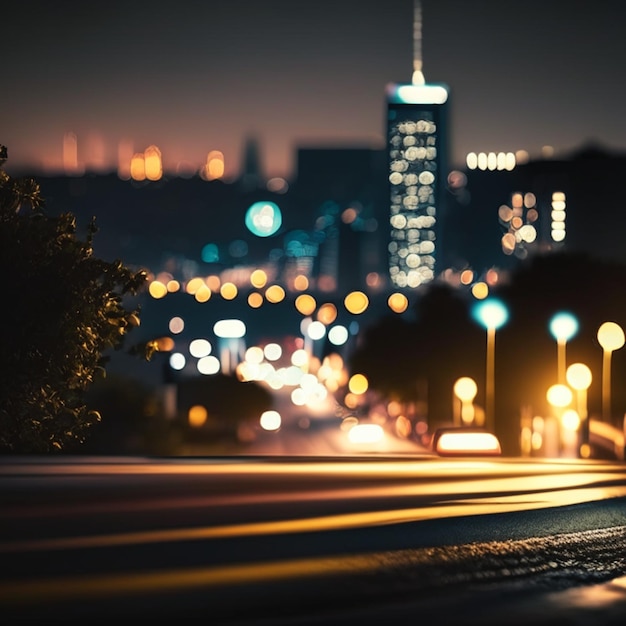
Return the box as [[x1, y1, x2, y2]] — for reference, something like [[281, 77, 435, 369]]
[[412, 0, 425, 85]]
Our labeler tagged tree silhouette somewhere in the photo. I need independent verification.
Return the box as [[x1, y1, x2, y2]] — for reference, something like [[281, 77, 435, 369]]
[[350, 283, 483, 427], [494, 250, 626, 451], [177, 373, 273, 435], [0, 146, 149, 453]]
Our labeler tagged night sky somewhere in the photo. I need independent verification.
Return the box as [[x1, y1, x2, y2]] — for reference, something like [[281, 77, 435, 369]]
[[3, 0, 626, 178]]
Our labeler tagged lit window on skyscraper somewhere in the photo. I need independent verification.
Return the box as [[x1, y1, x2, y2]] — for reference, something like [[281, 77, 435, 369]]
[[386, 80, 448, 288], [387, 112, 438, 287]]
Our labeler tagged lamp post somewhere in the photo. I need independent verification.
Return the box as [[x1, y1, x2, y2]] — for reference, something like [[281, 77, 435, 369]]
[[453, 376, 478, 426], [597, 321, 625, 422], [549, 312, 579, 384], [472, 298, 509, 434], [546, 383, 574, 458], [566, 362, 592, 457]]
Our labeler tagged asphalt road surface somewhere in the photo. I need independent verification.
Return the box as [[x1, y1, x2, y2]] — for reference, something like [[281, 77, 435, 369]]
[[2, 455, 626, 624]]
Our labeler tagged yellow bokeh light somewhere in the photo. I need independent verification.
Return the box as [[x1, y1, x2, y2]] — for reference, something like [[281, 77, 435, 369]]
[[561, 409, 581, 432], [205, 150, 224, 180], [220, 282, 238, 300], [295, 294, 317, 316], [130, 153, 146, 181], [194, 285, 211, 303], [471, 282, 489, 299], [248, 292, 263, 308], [546, 383, 573, 408], [265, 284, 285, 303], [188, 405, 208, 428], [148, 280, 168, 299], [317, 303, 338, 325], [186, 277, 205, 295], [166, 280, 180, 293], [144, 145, 162, 181], [344, 291, 369, 315], [293, 274, 309, 291], [387, 292, 408, 314], [154, 336, 175, 352], [348, 373, 369, 395], [453, 377, 478, 402], [250, 269, 268, 289]]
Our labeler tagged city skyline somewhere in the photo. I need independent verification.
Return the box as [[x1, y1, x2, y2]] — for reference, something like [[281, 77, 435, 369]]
[[4, 0, 626, 178]]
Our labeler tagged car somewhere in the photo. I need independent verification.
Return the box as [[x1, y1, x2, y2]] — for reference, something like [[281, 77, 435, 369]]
[[431, 426, 502, 457]]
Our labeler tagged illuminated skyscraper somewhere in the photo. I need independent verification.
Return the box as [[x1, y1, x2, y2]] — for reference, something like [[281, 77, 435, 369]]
[[385, 1, 450, 288], [386, 81, 449, 288]]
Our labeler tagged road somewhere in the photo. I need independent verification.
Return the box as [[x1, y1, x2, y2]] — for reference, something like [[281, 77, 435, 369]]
[[2, 454, 626, 624]]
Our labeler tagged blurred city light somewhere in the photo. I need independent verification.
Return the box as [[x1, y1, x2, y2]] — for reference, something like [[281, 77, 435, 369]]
[[546, 383, 573, 409], [472, 297, 509, 433], [453, 377, 478, 426], [344, 291, 369, 315], [188, 405, 208, 428], [347, 423, 384, 445], [566, 362, 593, 456], [549, 311, 579, 383], [597, 321, 625, 421], [348, 373, 368, 395], [260, 410, 281, 431], [245, 201, 282, 237]]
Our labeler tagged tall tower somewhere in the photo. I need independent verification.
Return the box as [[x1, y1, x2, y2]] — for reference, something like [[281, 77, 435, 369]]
[[239, 135, 264, 191], [386, 0, 449, 288]]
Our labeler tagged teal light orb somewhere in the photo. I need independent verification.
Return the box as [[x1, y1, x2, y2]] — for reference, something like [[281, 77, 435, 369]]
[[245, 201, 282, 237]]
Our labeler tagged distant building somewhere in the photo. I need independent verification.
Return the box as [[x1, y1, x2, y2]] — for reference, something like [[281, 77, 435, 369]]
[[445, 143, 626, 277], [385, 82, 450, 288], [292, 147, 388, 292]]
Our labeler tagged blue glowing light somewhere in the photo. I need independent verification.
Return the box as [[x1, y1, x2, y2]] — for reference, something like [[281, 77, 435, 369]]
[[245, 201, 282, 237], [472, 298, 509, 330], [549, 311, 579, 342]]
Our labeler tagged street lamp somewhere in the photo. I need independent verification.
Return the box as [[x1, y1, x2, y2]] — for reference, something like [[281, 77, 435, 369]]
[[549, 311, 579, 384], [546, 383, 574, 458], [453, 377, 478, 426], [566, 362, 592, 457], [597, 321, 625, 421], [472, 297, 509, 434]]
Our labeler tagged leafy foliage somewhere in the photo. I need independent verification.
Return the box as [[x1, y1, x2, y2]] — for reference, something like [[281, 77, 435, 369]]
[[0, 146, 149, 453]]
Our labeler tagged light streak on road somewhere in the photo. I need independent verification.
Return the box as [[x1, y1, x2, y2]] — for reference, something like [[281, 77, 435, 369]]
[[1, 525, 626, 610], [2, 456, 626, 620], [2, 458, 626, 554]]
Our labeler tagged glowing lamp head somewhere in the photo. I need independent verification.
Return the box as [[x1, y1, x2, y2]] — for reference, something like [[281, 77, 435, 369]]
[[549, 311, 579, 342], [546, 383, 573, 408], [386, 82, 449, 104], [453, 377, 478, 402], [472, 297, 509, 330], [597, 321, 625, 352], [566, 362, 592, 391]]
